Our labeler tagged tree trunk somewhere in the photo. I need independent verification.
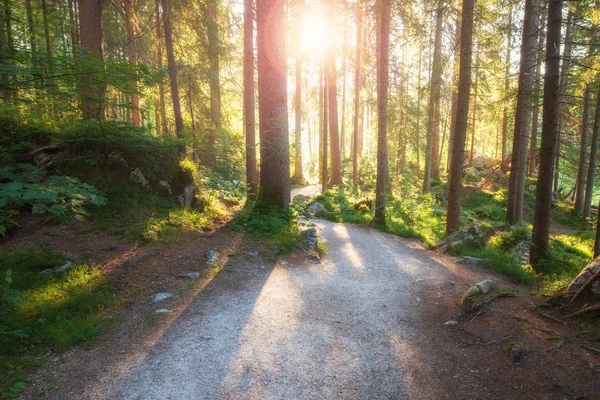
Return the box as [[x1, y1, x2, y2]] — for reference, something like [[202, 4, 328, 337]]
[[373, 0, 390, 224], [581, 89, 600, 230], [506, 0, 540, 225], [294, 51, 304, 180], [41, 0, 51, 58], [423, 0, 444, 193], [447, 14, 461, 174], [352, 0, 362, 186], [206, 0, 221, 164], [78, 0, 105, 119], [446, 0, 475, 234], [595, 197, 600, 258], [125, 0, 140, 126], [501, 4, 512, 167], [528, 20, 544, 176], [161, 0, 185, 148], [256, 0, 290, 208], [156, 0, 167, 134], [322, 58, 329, 193], [553, 11, 572, 194], [469, 43, 479, 167], [0, 0, 12, 101], [68, 0, 78, 51], [341, 22, 347, 160], [244, 0, 257, 195], [575, 25, 597, 212], [325, 0, 342, 185], [530, 0, 563, 267]]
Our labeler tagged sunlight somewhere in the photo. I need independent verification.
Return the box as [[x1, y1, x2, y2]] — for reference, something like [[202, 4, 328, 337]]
[[300, 14, 329, 53]]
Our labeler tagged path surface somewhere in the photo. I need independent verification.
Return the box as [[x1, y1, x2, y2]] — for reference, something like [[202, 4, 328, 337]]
[[291, 184, 321, 199], [108, 220, 466, 399]]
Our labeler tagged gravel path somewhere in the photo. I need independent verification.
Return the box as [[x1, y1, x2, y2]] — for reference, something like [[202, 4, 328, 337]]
[[107, 219, 461, 400]]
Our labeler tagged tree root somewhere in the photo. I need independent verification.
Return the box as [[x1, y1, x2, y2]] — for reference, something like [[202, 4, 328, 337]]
[[569, 269, 600, 304], [565, 304, 600, 319]]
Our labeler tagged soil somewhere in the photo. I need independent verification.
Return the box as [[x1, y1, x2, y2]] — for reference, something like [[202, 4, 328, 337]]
[[2, 213, 599, 399]]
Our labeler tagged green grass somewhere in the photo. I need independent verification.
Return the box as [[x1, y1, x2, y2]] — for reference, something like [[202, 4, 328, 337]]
[[0, 248, 117, 396], [462, 189, 506, 224]]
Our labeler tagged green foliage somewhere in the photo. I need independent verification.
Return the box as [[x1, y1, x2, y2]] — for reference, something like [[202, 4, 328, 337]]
[[312, 186, 374, 225], [0, 107, 54, 165], [462, 190, 506, 223], [387, 193, 445, 247], [489, 226, 532, 252], [0, 164, 106, 235], [0, 249, 115, 393]]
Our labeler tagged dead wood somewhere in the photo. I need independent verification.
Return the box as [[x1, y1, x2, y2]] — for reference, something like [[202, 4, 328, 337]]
[[569, 269, 600, 304], [565, 304, 600, 319]]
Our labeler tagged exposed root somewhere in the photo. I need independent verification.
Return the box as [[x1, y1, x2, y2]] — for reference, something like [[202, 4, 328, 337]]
[[565, 304, 600, 319]]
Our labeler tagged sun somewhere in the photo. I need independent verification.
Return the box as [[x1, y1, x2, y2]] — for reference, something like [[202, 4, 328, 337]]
[[300, 14, 328, 53]]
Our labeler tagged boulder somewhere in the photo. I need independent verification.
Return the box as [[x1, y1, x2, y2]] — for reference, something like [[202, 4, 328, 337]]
[[438, 223, 484, 252], [302, 228, 318, 250], [457, 256, 482, 265], [206, 250, 219, 265], [460, 279, 497, 305], [567, 257, 600, 294], [152, 293, 173, 303], [307, 202, 327, 216]]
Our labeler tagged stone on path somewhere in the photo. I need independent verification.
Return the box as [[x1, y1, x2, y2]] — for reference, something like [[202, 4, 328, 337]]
[[153, 293, 173, 303]]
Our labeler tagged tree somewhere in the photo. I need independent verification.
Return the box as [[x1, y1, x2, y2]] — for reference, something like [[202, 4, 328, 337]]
[[595, 197, 600, 258], [373, 0, 391, 225], [581, 89, 600, 230], [155, 0, 167, 134], [125, 0, 140, 126], [322, 58, 329, 193], [530, 0, 563, 267], [506, 0, 540, 225], [256, 0, 290, 208], [528, 19, 544, 176], [244, 0, 257, 195], [326, 0, 342, 186], [500, 3, 512, 167], [161, 0, 185, 148], [352, 0, 363, 186], [78, 0, 105, 119], [423, 0, 444, 193], [294, 0, 304, 182], [206, 0, 221, 164], [446, 0, 475, 233]]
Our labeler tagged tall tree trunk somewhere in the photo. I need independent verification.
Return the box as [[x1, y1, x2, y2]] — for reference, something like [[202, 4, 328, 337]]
[[595, 197, 600, 258], [352, 0, 362, 186], [78, 0, 105, 119], [574, 26, 597, 212], [294, 51, 304, 180], [125, 0, 140, 126], [373, 0, 390, 224], [206, 0, 221, 164], [506, 0, 540, 225], [326, 0, 342, 185], [530, 0, 563, 267], [256, 0, 290, 208], [322, 58, 329, 193], [447, 14, 461, 174], [581, 90, 600, 230], [416, 41, 423, 173], [423, 0, 444, 193], [25, 0, 37, 57], [340, 22, 347, 160], [446, 0, 475, 234], [161, 0, 185, 148], [244, 0, 257, 195], [0, 0, 12, 101], [501, 3, 512, 167], [41, 0, 51, 58], [528, 21, 545, 176], [156, 0, 167, 133], [469, 44, 479, 167], [553, 11, 572, 193], [68, 0, 78, 51]]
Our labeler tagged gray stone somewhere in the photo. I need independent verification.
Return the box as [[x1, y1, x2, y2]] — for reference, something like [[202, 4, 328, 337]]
[[460, 279, 497, 304], [153, 309, 171, 315], [248, 250, 259, 257], [457, 256, 482, 265], [444, 320, 458, 326], [178, 184, 195, 208], [180, 272, 200, 279], [307, 202, 327, 216], [130, 168, 149, 188], [153, 293, 173, 303], [302, 228, 318, 250], [56, 261, 74, 273], [438, 223, 484, 252], [206, 251, 219, 265]]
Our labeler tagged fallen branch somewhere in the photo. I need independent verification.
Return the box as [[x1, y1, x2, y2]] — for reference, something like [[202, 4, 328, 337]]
[[485, 335, 516, 346], [539, 312, 566, 325], [570, 269, 600, 304], [565, 304, 600, 319], [580, 344, 600, 356], [545, 338, 566, 353]]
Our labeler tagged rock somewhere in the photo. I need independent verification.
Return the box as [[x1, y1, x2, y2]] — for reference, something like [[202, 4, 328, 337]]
[[293, 194, 311, 203], [180, 272, 200, 279], [248, 250, 259, 257], [444, 320, 458, 326], [157, 180, 172, 196], [438, 223, 484, 252], [152, 309, 171, 315], [130, 168, 149, 188], [302, 228, 318, 250], [509, 240, 532, 265], [528, 185, 536, 192], [206, 250, 219, 265], [460, 279, 497, 304], [305, 251, 321, 263], [567, 256, 600, 294], [307, 202, 327, 216], [56, 261, 74, 273], [457, 256, 482, 265], [280, 261, 289, 265], [178, 184, 194, 208], [465, 166, 481, 177], [39, 268, 54, 275], [31, 204, 46, 214], [153, 293, 173, 303]]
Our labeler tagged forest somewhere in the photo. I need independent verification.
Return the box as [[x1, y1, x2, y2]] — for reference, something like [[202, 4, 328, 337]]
[[1, 0, 600, 397]]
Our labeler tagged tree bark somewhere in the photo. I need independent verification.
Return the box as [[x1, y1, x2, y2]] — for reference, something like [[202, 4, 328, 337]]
[[156, 0, 167, 134], [373, 0, 390, 224], [595, 197, 600, 258], [423, 0, 444, 193], [78, 0, 105, 120], [206, 0, 221, 164], [447, 14, 461, 174], [581, 89, 600, 230], [325, 0, 342, 185], [446, 0, 475, 234], [506, 0, 540, 225], [530, 0, 563, 267], [553, 11, 572, 194], [501, 4, 512, 167], [352, 0, 362, 186], [125, 0, 140, 126], [256, 0, 290, 208], [68, 0, 78, 51], [294, 50, 304, 180], [244, 0, 257, 195], [528, 20, 544, 176], [161, 0, 185, 148], [322, 58, 329, 193]]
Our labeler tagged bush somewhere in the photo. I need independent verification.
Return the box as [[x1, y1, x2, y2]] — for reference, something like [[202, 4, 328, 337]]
[[0, 108, 54, 166]]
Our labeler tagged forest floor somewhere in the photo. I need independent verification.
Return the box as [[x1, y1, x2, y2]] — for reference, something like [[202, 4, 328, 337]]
[[5, 204, 599, 399]]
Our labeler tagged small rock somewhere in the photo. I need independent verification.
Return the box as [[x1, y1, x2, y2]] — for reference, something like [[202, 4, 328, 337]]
[[153, 293, 173, 303], [457, 256, 482, 265], [280, 261, 289, 265], [248, 250, 259, 257], [305, 252, 321, 263], [307, 202, 327, 216], [56, 261, 74, 273], [153, 309, 171, 315], [180, 272, 200, 279], [206, 250, 219, 265], [460, 279, 497, 304], [444, 320, 458, 326], [39, 268, 54, 275], [302, 228, 318, 250]]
